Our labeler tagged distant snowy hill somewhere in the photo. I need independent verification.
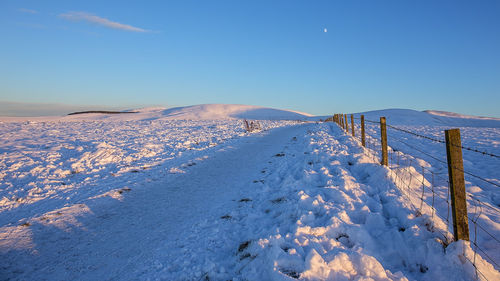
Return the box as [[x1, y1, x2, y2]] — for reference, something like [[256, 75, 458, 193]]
[[0, 104, 314, 122], [354, 108, 500, 128], [1, 104, 499, 128], [2, 105, 499, 280], [425, 110, 500, 127], [154, 104, 314, 120]]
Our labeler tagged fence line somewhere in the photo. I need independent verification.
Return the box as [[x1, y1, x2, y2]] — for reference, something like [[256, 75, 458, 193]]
[[354, 116, 500, 159], [357, 117, 500, 189], [331, 113, 500, 280]]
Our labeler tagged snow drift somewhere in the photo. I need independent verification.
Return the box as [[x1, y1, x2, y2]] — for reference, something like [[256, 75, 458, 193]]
[[357, 109, 500, 128], [157, 104, 314, 120], [0, 104, 314, 122], [1, 105, 499, 280]]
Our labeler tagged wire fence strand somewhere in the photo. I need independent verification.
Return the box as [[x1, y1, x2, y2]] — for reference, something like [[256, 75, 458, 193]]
[[331, 114, 500, 275]]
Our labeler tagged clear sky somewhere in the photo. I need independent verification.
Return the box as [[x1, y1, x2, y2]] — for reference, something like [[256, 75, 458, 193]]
[[1, 0, 499, 117]]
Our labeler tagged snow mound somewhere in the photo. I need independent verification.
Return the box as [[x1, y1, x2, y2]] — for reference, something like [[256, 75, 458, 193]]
[[157, 104, 314, 120], [425, 110, 500, 120], [425, 110, 500, 127], [359, 109, 440, 126], [0, 104, 314, 122], [358, 109, 500, 128]]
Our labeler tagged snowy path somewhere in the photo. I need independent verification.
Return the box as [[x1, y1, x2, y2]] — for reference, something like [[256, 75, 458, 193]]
[[1, 124, 307, 280], [2, 122, 499, 281]]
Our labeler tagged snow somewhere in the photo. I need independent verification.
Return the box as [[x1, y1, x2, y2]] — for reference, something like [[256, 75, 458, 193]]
[[359, 108, 500, 128], [0, 118, 295, 223], [0, 104, 314, 122], [158, 104, 314, 120], [425, 110, 500, 121], [0, 105, 499, 280]]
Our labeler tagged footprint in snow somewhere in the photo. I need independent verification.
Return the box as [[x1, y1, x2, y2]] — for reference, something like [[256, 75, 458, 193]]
[[271, 197, 286, 204]]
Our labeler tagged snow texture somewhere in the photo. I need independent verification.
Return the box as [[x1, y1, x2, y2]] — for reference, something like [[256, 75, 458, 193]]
[[0, 105, 499, 280]]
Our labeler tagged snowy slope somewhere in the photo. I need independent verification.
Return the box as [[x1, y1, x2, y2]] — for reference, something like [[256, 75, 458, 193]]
[[357, 108, 500, 128], [425, 110, 500, 121], [1, 106, 499, 280], [157, 104, 314, 120], [348, 109, 500, 279], [0, 104, 314, 122]]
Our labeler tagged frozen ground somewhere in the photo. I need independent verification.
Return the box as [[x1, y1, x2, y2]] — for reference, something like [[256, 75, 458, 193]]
[[0, 105, 499, 280], [0, 118, 295, 224], [355, 109, 500, 273]]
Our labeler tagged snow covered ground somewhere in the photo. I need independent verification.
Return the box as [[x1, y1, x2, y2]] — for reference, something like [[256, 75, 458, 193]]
[[0, 105, 499, 280], [353, 109, 500, 273]]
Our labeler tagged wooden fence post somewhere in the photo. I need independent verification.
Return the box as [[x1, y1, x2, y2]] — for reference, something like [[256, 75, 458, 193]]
[[351, 114, 355, 137], [380, 117, 388, 166], [345, 114, 349, 133], [361, 115, 366, 147], [445, 129, 470, 241]]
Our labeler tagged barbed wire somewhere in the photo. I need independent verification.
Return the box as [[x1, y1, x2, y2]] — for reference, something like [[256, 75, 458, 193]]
[[385, 142, 500, 274], [386, 135, 500, 189], [388, 148, 450, 205], [387, 124, 446, 143], [464, 254, 490, 281], [350, 116, 500, 159], [389, 136, 448, 166], [466, 194, 500, 217], [334, 115, 500, 274], [388, 124, 500, 159], [341, 118, 500, 189], [387, 156, 452, 240]]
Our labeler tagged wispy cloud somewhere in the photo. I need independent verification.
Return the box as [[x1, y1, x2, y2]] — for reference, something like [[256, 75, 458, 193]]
[[59, 11, 149, 33], [19, 8, 38, 14]]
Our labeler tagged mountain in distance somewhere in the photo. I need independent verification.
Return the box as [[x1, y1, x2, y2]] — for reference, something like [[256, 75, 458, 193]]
[[1, 104, 498, 128]]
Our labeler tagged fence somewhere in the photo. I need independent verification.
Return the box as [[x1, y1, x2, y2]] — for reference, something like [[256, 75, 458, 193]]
[[332, 113, 500, 280]]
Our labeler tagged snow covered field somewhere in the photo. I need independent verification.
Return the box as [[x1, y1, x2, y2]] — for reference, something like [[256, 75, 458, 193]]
[[0, 105, 499, 280], [355, 109, 500, 274], [0, 117, 295, 223]]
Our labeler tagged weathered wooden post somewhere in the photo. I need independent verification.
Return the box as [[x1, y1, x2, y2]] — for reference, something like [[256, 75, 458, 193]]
[[361, 115, 366, 147], [345, 114, 349, 133], [350, 114, 355, 137], [380, 117, 388, 166], [445, 129, 469, 241]]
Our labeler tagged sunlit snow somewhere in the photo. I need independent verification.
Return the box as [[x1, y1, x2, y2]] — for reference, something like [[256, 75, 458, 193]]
[[1, 104, 499, 280]]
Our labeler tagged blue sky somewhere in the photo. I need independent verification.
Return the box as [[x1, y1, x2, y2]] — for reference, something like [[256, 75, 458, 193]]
[[1, 0, 499, 117]]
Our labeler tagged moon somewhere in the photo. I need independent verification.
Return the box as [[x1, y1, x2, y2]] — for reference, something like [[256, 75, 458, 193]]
[[323, 28, 328, 33]]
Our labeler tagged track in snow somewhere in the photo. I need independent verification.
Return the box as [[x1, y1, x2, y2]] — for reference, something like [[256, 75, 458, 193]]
[[2, 123, 498, 281], [1, 124, 308, 280]]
